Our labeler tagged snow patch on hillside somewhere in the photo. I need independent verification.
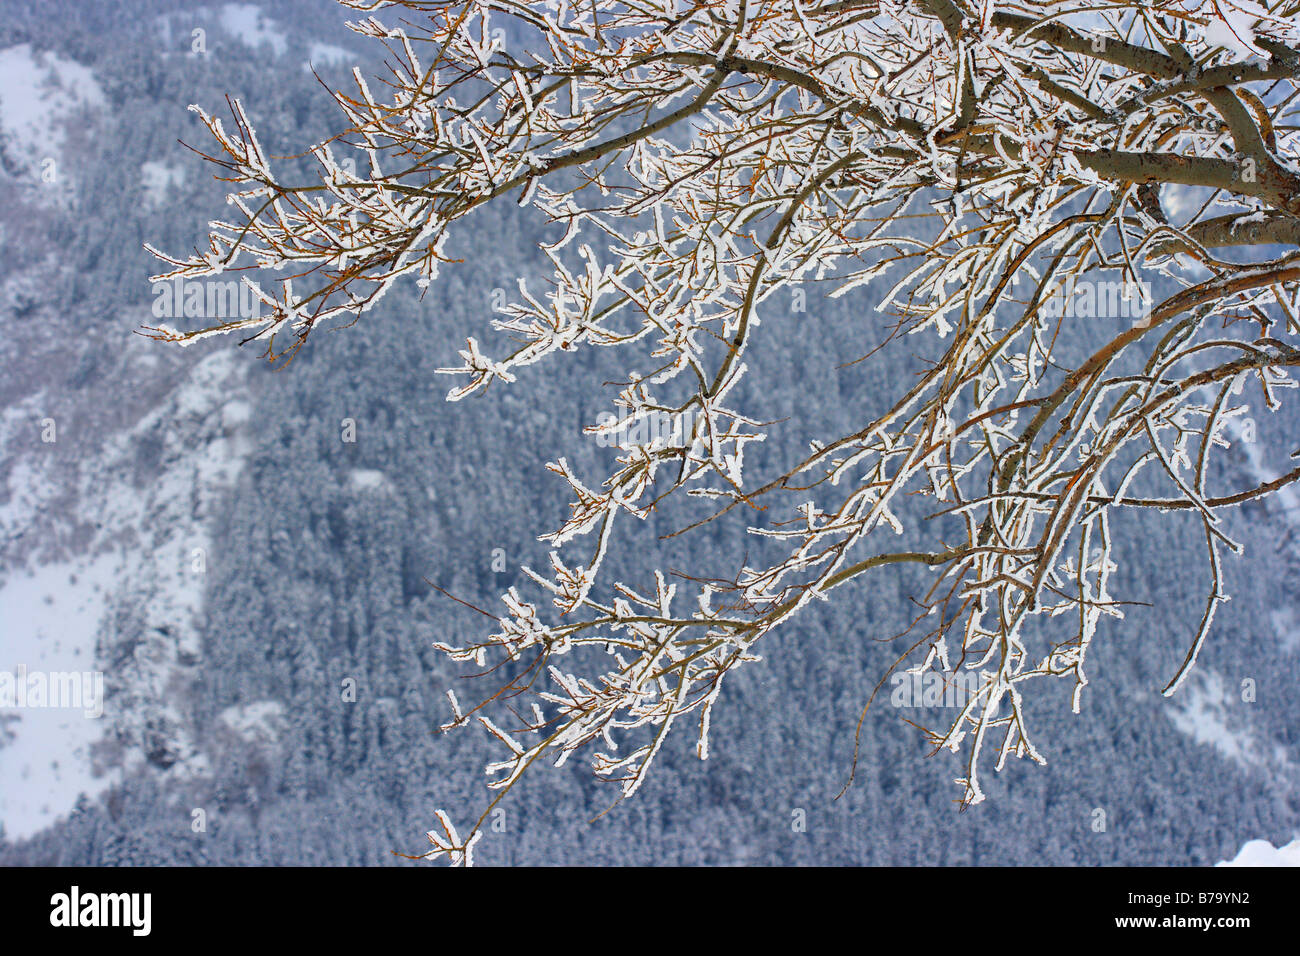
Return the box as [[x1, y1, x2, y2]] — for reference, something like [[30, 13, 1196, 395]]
[[219, 700, 285, 747], [1271, 606, 1300, 655], [220, 3, 287, 56], [349, 468, 390, 491], [141, 161, 186, 208], [305, 42, 354, 70], [1217, 837, 1300, 866], [0, 44, 104, 181], [1166, 669, 1260, 767], [0, 347, 257, 839], [0, 553, 120, 840]]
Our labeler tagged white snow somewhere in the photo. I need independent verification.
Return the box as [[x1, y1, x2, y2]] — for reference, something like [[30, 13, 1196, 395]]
[[0, 553, 120, 840], [0, 44, 105, 177], [1217, 837, 1300, 866], [0, 347, 256, 839], [305, 42, 353, 71], [1195, 0, 1270, 57], [220, 4, 287, 56], [1166, 669, 1259, 767], [221, 398, 253, 431], [349, 468, 390, 491], [218, 700, 285, 746], [1271, 607, 1300, 655], [141, 161, 186, 207], [0, 456, 54, 539]]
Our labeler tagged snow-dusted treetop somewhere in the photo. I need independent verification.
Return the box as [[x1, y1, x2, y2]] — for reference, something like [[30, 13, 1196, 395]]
[[150, 0, 1300, 863]]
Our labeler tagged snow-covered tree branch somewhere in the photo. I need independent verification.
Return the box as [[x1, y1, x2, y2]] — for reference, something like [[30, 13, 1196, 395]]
[[150, 0, 1300, 863]]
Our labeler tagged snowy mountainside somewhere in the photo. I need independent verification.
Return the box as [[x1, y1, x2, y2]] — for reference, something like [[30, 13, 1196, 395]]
[[0, 0, 354, 841]]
